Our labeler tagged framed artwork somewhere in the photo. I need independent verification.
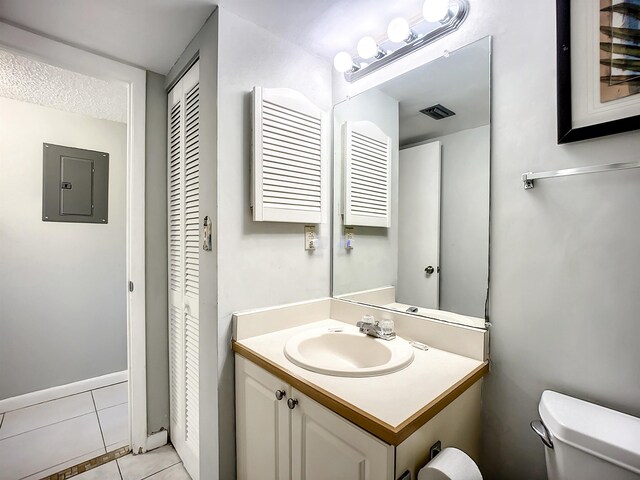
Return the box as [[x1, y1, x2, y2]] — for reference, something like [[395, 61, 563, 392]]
[[556, 0, 640, 143]]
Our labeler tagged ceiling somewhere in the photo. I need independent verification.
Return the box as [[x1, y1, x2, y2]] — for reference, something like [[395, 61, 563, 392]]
[[0, 0, 428, 74], [375, 37, 491, 145], [0, 48, 127, 122], [217, 0, 425, 60], [0, 0, 217, 74]]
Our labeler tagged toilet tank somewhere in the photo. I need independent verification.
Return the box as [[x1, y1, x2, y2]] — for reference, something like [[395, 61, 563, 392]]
[[537, 390, 640, 480]]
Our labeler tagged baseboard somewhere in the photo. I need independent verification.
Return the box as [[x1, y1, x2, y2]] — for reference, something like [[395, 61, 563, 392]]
[[0, 370, 128, 413], [146, 430, 168, 451]]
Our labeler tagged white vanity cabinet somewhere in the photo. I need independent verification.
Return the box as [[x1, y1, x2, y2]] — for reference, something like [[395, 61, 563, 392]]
[[236, 355, 291, 480], [290, 388, 394, 480], [236, 355, 393, 480]]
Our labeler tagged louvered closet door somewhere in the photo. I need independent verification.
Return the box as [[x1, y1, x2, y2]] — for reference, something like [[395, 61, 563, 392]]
[[167, 61, 200, 480]]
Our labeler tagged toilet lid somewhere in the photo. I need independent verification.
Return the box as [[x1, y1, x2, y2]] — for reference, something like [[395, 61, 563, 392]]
[[539, 390, 640, 473]]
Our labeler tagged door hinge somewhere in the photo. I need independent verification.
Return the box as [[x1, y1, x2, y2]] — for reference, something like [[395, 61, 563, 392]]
[[129, 281, 134, 292]]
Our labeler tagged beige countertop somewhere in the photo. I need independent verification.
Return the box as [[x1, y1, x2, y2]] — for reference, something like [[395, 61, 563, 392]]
[[233, 318, 488, 445]]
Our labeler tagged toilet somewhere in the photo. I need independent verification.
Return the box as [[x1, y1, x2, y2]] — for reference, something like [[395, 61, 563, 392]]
[[532, 390, 640, 479]]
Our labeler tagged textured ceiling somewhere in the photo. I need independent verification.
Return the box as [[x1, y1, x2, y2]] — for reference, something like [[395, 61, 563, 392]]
[[0, 49, 127, 123]]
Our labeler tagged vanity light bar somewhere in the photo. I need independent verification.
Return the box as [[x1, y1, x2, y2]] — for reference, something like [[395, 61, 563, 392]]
[[338, 0, 470, 83]]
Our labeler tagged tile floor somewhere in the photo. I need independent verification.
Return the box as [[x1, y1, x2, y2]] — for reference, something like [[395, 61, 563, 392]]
[[0, 381, 129, 479], [76, 445, 190, 480]]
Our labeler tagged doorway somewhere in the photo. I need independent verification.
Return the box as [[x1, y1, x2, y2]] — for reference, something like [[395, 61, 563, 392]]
[[0, 21, 148, 475]]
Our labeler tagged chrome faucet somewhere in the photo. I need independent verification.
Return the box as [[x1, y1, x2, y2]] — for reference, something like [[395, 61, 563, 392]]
[[356, 318, 396, 341]]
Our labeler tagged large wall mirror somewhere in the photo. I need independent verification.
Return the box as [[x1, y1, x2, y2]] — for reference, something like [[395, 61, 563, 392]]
[[332, 36, 491, 330]]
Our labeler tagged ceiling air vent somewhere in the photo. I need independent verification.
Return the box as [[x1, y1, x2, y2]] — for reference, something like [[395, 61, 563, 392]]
[[420, 104, 456, 120]]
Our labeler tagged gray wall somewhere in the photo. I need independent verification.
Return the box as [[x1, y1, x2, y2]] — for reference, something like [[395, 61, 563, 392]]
[[0, 96, 127, 400], [482, 14, 640, 475], [216, 8, 332, 479], [427, 125, 489, 318], [166, 9, 219, 478], [144, 71, 169, 434], [332, 1, 640, 478], [332, 89, 399, 297]]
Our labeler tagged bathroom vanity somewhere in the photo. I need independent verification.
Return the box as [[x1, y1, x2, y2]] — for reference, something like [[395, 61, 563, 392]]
[[233, 298, 488, 480], [234, 36, 492, 480]]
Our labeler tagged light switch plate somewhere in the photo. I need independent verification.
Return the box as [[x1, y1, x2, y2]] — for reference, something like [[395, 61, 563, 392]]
[[304, 225, 317, 251]]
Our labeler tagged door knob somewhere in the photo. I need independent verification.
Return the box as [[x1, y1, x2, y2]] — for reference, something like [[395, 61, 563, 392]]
[[275, 389, 286, 400], [287, 398, 298, 409], [425, 266, 434, 275]]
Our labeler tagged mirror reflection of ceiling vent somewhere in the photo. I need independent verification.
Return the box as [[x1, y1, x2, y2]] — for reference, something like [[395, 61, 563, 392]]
[[420, 104, 456, 120]]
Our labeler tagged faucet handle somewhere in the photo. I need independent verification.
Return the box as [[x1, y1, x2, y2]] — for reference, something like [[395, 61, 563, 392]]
[[362, 314, 375, 325], [380, 319, 395, 335]]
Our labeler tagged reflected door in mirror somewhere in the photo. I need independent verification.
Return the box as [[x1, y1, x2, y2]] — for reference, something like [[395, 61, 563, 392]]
[[397, 141, 441, 309]]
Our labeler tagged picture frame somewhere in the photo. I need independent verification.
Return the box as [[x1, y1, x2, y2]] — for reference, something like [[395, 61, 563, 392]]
[[556, 0, 640, 144]]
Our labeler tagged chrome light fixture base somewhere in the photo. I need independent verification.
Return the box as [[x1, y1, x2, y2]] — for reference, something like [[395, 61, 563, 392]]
[[344, 0, 470, 83], [374, 48, 387, 60], [404, 30, 418, 43]]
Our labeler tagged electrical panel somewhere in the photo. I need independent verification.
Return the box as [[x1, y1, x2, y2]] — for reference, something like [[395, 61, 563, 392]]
[[42, 143, 109, 224]]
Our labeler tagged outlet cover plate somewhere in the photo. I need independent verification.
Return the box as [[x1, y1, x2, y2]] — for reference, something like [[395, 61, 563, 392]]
[[304, 225, 317, 250]]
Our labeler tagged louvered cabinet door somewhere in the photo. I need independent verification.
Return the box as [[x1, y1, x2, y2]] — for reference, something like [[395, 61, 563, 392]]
[[343, 121, 392, 228], [167, 61, 200, 480], [252, 87, 327, 223]]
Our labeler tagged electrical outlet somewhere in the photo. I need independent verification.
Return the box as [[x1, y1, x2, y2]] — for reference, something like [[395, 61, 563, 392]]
[[345, 227, 355, 250], [304, 225, 317, 251]]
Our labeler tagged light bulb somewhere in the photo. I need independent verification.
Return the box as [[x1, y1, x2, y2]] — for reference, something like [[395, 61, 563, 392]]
[[333, 51, 354, 73], [387, 17, 411, 43], [357, 36, 379, 59], [423, 0, 450, 22]]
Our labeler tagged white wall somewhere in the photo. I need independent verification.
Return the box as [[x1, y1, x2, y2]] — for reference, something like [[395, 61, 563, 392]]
[[334, 1, 640, 478], [0, 96, 127, 400], [421, 125, 489, 318], [216, 8, 332, 479], [332, 88, 399, 296]]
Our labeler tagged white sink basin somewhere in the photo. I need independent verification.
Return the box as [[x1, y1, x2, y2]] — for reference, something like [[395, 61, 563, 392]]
[[283, 325, 415, 377]]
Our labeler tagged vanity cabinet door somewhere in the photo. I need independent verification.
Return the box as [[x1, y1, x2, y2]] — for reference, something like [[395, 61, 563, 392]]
[[236, 355, 291, 480], [290, 389, 393, 480]]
